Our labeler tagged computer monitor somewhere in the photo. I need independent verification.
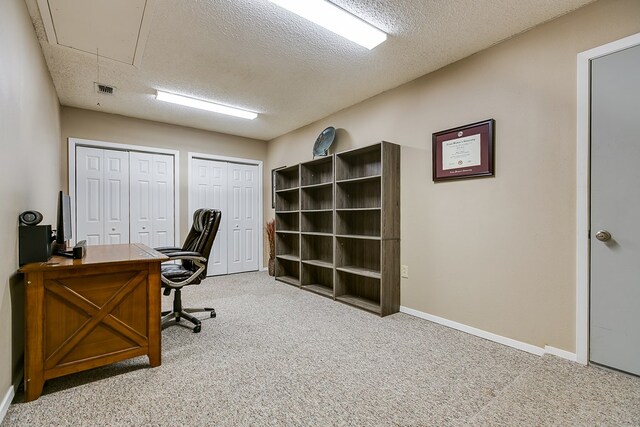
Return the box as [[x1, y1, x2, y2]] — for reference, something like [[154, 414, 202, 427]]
[[55, 191, 72, 249]]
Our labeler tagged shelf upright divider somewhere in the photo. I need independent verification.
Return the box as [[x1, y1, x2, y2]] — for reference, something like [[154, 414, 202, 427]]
[[299, 155, 335, 299], [275, 165, 301, 287]]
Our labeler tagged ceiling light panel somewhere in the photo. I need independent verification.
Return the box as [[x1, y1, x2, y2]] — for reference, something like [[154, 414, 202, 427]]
[[156, 91, 258, 120], [269, 0, 387, 50]]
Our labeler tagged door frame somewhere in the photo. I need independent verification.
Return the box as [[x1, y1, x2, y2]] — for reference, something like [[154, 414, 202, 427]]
[[68, 137, 181, 246], [187, 152, 264, 271], [576, 32, 640, 365]]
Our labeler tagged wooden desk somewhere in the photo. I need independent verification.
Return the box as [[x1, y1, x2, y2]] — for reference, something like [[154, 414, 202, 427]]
[[19, 243, 168, 402]]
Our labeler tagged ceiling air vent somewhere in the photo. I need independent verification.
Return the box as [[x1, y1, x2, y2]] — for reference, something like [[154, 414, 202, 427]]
[[94, 83, 116, 95]]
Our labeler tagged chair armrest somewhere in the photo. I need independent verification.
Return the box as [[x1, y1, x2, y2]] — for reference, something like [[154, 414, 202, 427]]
[[160, 252, 208, 288], [154, 246, 182, 254], [162, 251, 206, 262]]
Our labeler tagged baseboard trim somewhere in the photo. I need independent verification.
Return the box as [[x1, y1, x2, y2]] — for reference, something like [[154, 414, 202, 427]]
[[544, 345, 577, 362], [0, 386, 13, 425], [0, 371, 21, 424], [401, 306, 584, 363]]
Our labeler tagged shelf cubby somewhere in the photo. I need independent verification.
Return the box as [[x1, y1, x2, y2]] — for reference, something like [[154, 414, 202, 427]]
[[336, 209, 380, 237], [335, 178, 381, 209], [301, 185, 333, 211], [335, 270, 381, 314], [335, 143, 381, 181], [301, 211, 333, 234], [300, 156, 333, 186], [276, 232, 299, 258], [276, 165, 300, 190], [335, 236, 380, 277], [301, 263, 333, 298], [275, 189, 299, 213], [301, 234, 333, 265], [276, 211, 299, 232], [275, 258, 300, 287]]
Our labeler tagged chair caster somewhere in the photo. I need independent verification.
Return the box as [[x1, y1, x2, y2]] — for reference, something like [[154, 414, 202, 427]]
[[193, 325, 201, 333], [210, 310, 216, 318], [176, 317, 181, 323]]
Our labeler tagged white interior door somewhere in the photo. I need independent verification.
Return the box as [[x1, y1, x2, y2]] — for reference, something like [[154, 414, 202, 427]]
[[190, 158, 259, 275], [103, 150, 130, 244], [227, 163, 259, 274], [191, 158, 228, 275], [130, 152, 175, 248], [76, 146, 129, 245], [590, 44, 640, 376]]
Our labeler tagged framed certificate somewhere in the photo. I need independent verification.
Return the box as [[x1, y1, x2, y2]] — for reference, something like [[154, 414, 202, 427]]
[[432, 119, 495, 182]]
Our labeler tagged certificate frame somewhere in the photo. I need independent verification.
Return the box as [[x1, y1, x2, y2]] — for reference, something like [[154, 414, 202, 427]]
[[432, 119, 495, 182]]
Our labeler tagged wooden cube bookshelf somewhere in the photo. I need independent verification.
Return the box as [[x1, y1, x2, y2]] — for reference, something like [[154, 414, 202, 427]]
[[273, 142, 400, 316]]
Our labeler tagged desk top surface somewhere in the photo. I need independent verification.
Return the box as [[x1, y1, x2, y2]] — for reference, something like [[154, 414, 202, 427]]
[[19, 243, 169, 272]]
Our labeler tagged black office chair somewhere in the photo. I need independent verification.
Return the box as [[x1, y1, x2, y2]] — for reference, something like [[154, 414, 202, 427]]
[[155, 209, 222, 333]]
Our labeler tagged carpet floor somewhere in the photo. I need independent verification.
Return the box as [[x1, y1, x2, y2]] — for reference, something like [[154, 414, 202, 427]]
[[3, 271, 640, 426]]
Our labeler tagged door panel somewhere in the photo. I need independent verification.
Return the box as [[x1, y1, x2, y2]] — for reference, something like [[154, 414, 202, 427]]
[[190, 159, 228, 275], [76, 146, 104, 245], [130, 152, 175, 248], [130, 152, 153, 246], [590, 44, 640, 375], [152, 154, 174, 247], [103, 150, 129, 244], [227, 163, 259, 274]]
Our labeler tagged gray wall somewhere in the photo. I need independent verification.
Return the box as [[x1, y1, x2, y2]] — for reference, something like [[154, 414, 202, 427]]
[[0, 0, 62, 401], [266, 0, 640, 353]]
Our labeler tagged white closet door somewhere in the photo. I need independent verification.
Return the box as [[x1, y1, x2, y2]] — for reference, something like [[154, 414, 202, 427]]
[[151, 154, 175, 247], [190, 158, 228, 276], [227, 163, 259, 274], [76, 147, 105, 245], [76, 147, 129, 245], [103, 150, 130, 244], [130, 152, 175, 248]]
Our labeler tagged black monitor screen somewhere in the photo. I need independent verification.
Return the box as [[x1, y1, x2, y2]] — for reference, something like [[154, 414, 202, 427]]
[[56, 191, 72, 244]]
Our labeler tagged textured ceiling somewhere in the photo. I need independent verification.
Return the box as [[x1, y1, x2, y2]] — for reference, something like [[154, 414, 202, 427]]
[[26, 0, 594, 141]]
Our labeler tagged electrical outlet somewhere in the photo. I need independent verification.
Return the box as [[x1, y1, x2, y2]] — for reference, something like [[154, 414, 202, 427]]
[[401, 264, 409, 278]]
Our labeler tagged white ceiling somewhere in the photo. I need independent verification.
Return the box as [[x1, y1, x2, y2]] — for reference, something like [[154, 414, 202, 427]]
[[26, 0, 594, 141]]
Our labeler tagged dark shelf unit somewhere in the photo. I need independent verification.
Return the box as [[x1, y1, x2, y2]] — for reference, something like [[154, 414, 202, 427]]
[[274, 165, 300, 287], [334, 142, 400, 316], [299, 157, 335, 297], [273, 142, 399, 316]]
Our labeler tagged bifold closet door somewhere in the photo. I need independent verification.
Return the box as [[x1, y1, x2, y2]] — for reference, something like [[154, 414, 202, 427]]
[[76, 146, 130, 245], [129, 152, 175, 248], [191, 158, 229, 276], [227, 163, 259, 274], [190, 158, 259, 275]]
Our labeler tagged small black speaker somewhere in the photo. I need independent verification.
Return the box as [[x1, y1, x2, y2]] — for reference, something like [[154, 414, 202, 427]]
[[19, 210, 43, 226], [19, 225, 52, 265]]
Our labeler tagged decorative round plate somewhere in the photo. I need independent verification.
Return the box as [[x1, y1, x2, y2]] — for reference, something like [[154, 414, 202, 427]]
[[312, 127, 336, 157]]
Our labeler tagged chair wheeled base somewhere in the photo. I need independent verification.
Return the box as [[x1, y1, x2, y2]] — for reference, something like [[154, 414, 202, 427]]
[[161, 288, 216, 333]]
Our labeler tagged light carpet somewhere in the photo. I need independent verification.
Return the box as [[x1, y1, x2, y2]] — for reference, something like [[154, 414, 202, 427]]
[[3, 271, 640, 426]]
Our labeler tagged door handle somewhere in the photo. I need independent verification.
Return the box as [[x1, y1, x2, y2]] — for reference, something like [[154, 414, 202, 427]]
[[595, 230, 611, 242]]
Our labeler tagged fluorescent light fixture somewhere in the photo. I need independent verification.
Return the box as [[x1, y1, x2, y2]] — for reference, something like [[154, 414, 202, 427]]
[[269, 0, 387, 50], [155, 91, 258, 120]]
